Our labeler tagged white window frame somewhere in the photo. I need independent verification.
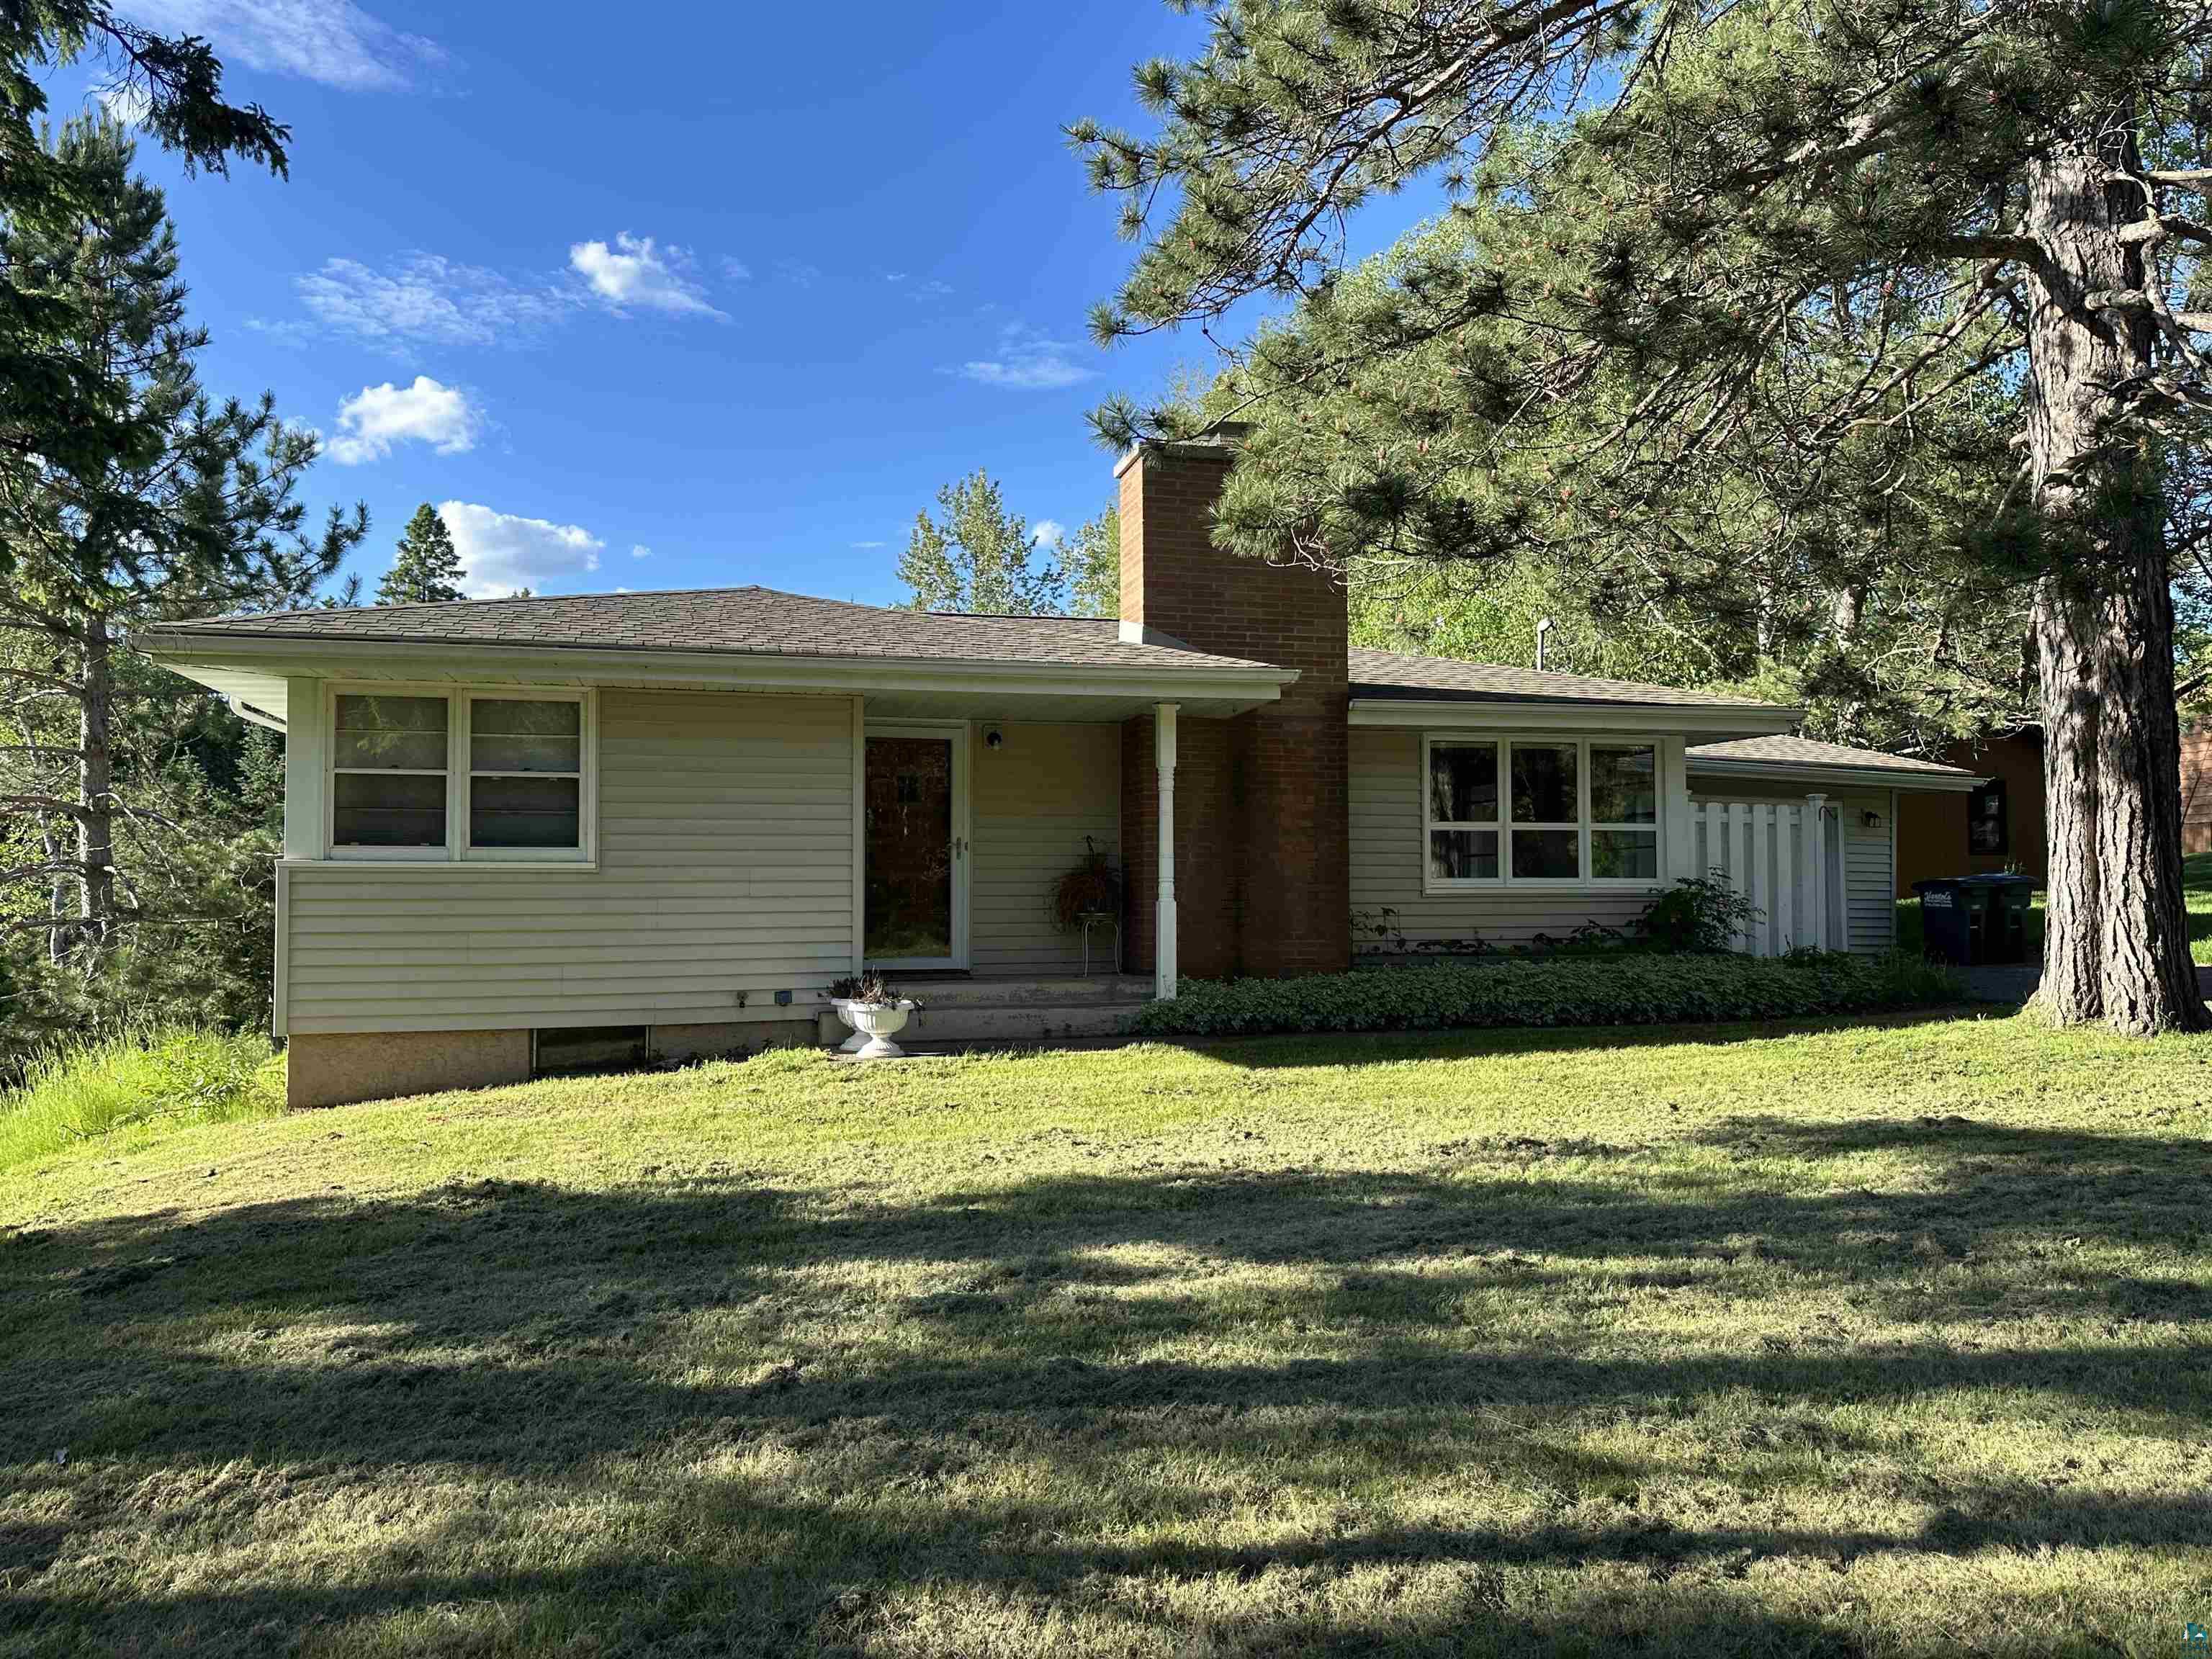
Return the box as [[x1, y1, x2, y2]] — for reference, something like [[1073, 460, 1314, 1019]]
[[324, 682, 596, 868], [1421, 732, 1662, 894]]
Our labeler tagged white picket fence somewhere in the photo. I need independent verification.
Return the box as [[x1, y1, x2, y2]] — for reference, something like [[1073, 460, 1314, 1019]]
[[1688, 798, 1840, 956]]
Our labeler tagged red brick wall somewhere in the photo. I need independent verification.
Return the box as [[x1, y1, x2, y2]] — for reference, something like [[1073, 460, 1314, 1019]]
[[2185, 728, 2212, 856], [1117, 438, 1351, 979]]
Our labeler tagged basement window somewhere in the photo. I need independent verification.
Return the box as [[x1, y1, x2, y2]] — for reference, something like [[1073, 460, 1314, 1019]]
[[532, 1026, 647, 1077]]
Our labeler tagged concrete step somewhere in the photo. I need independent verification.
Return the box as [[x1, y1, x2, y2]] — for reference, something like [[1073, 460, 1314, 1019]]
[[876, 975, 1151, 1009], [817, 997, 1148, 1048]]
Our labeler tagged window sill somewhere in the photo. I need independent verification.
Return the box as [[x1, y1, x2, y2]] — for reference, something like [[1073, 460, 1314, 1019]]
[[284, 858, 598, 874], [1420, 879, 1665, 898]]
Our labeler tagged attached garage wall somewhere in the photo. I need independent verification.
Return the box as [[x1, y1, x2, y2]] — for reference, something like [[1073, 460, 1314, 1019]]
[[1349, 727, 1660, 947], [284, 689, 857, 1034], [969, 722, 1121, 974]]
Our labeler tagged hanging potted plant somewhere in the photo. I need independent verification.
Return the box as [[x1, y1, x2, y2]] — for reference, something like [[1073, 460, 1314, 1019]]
[[1050, 837, 1122, 932], [825, 971, 919, 1059]]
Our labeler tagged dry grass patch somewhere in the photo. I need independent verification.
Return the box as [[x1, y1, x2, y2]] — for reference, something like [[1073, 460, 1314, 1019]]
[[3, 1013, 2211, 1656]]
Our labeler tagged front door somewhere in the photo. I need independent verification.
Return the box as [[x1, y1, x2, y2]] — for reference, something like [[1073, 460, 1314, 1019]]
[[863, 723, 968, 969]]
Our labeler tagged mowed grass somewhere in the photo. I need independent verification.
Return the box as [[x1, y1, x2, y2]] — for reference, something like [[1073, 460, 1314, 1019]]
[[4, 1014, 2212, 1657]]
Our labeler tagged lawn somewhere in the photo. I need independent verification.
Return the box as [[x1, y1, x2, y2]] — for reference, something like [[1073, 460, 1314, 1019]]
[[5, 1015, 2212, 1657]]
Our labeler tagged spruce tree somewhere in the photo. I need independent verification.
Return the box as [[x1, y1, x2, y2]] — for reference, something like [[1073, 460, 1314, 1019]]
[[1075, 0, 2212, 1033], [379, 503, 467, 605]]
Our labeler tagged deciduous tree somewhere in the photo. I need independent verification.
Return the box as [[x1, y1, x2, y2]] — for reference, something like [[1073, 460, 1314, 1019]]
[[897, 470, 1067, 614]]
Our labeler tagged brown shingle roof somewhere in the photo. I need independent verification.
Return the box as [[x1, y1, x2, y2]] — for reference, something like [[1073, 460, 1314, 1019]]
[[145, 586, 1287, 675], [1347, 646, 1791, 711], [1686, 734, 1979, 779]]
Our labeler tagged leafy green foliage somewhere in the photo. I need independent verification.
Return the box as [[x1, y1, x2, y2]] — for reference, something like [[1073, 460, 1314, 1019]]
[[1634, 874, 1766, 956], [378, 503, 467, 605], [1137, 953, 1961, 1037], [897, 470, 1068, 614], [0, 1024, 282, 1172], [1064, 501, 1120, 618]]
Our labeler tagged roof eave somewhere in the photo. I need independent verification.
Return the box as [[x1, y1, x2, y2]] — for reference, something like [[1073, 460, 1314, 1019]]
[[135, 630, 1298, 703], [1683, 755, 1984, 793], [1348, 695, 1803, 737]]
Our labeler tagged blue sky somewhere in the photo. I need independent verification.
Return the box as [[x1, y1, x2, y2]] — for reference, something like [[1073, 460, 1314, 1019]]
[[59, 1, 1437, 608]]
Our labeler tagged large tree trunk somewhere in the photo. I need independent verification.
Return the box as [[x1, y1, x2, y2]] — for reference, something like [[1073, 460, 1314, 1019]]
[[2023, 138, 2207, 1033], [75, 612, 116, 953]]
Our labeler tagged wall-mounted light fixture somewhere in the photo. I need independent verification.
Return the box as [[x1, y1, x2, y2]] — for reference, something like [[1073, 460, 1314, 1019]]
[[984, 726, 1005, 750], [1861, 808, 1883, 830]]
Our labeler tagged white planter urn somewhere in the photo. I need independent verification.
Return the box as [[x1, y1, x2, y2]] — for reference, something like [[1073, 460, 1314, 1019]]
[[832, 998, 916, 1059]]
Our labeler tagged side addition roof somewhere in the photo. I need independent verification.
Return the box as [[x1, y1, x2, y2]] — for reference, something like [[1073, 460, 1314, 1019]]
[[1346, 646, 1802, 738]]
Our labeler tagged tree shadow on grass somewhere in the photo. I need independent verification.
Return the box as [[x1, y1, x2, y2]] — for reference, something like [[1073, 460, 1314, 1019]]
[[4, 1115, 2211, 1655]]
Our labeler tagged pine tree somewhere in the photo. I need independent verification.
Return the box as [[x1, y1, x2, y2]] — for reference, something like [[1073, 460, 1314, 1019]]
[[896, 471, 1067, 614], [0, 117, 363, 968], [1074, 0, 2212, 1034], [379, 503, 467, 604]]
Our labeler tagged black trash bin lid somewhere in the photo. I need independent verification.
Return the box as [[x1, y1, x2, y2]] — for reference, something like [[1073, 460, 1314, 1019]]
[[1916, 873, 2033, 889]]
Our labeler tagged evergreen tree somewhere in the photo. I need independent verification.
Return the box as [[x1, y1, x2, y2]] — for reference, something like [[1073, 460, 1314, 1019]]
[[379, 503, 467, 604], [1075, 0, 2212, 1033], [0, 117, 363, 976], [1065, 503, 1120, 618], [0, 4, 290, 574], [897, 470, 1067, 614]]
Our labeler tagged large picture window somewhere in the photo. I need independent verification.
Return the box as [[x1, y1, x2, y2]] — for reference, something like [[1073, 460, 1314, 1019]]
[[325, 687, 592, 863], [1423, 735, 1660, 889]]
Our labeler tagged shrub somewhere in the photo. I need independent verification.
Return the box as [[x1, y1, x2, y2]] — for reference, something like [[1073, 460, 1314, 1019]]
[[1136, 952, 1964, 1038], [1634, 872, 1763, 953], [0, 1026, 284, 1172]]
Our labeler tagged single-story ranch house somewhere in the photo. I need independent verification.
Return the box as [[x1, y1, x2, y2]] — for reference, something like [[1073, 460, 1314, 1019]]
[[141, 433, 1979, 1106]]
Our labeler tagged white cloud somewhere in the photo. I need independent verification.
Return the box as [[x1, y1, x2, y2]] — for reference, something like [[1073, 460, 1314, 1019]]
[[850, 539, 886, 550], [287, 253, 572, 347], [437, 501, 603, 598], [722, 258, 753, 282], [122, 0, 444, 91], [326, 376, 480, 464], [629, 544, 652, 559], [1032, 519, 1065, 548], [955, 323, 1094, 391], [568, 233, 725, 319]]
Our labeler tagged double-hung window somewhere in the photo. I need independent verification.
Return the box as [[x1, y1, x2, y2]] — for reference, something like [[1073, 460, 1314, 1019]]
[[1424, 735, 1660, 889], [326, 688, 592, 864]]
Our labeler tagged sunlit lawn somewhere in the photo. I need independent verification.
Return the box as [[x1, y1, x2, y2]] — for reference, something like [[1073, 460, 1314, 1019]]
[[5, 1013, 2212, 1656]]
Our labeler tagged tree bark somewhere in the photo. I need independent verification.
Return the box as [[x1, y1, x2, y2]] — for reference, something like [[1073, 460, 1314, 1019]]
[[74, 611, 115, 955], [2023, 135, 2208, 1032]]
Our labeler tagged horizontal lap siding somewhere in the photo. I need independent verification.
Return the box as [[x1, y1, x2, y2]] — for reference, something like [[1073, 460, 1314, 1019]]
[[1349, 727, 1657, 947], [970, 723, 1120, 974], [285, 691, 855, 1033]]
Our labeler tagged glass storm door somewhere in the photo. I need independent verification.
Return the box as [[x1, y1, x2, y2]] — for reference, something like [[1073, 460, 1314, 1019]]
[[864, 725, 968, 969]]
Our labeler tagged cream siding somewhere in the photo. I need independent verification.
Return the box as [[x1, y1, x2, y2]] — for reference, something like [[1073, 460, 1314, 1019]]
[[284, 689, 855, 1034], [968, 722, 1121, 974], [1349, 727, 1663, 947]]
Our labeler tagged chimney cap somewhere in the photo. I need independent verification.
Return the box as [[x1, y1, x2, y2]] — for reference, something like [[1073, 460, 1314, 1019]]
[[1112, 421, 1254, 480]]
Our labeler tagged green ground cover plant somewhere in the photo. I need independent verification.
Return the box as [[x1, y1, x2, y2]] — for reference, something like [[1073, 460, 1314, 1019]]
[[1137, 953, 1961, 1037]]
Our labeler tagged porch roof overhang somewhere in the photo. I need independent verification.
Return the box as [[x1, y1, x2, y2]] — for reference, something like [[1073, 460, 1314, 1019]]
[[1683, 755, 1985, 794], [135, 632, 1299, 727]]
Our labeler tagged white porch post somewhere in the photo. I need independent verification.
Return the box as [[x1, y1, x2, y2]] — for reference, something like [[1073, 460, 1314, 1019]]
[[1155, 701, 1179, 1000], [1804, 793, 1829, 950]]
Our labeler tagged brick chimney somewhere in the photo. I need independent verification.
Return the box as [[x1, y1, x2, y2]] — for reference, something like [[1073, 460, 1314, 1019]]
[[1115, 431, 1350, 980]]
